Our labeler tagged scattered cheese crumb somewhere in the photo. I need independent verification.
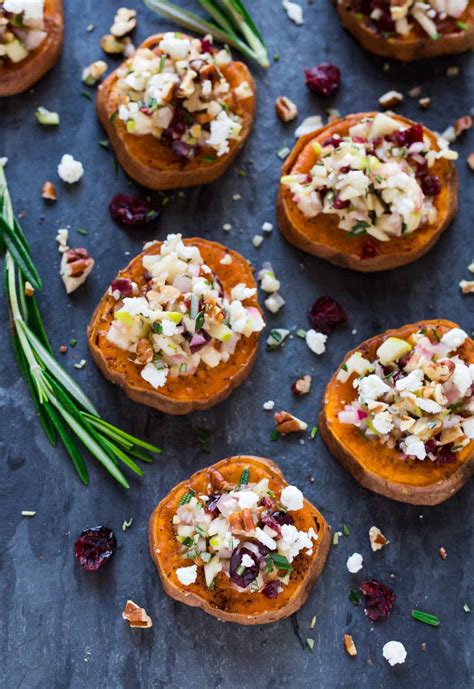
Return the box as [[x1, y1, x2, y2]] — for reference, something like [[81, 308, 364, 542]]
[[232, 193, 241, 201], [282, 0, 304, 25], [383, 640, 407, 666], [468, 262, 474, 273], [446, 65, 459, 77], [122, 518, 133, 531], [21, 510, 36, 517], [263, 400, 275, 410], [346, 552, 363, 573], [220, 254, 232, 265], [58, 154, 84, 184], [264, 292, 285, 313], [74, 359, 87, 369], [262, 221, 273, 233], [306, 329, 327, 355], [252, 234, 264, 248], [56, 228, 69, 253], [222, 223, 232, 232], [176, 565, 198, 586]]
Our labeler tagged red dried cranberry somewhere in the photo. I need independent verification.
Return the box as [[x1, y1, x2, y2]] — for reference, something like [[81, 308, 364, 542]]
[[333, 195, 350, 209], [308, 296, 347, 334], [111, 277, 134, 298], [359, 579, 396, 621], [420, 174, 441, 196], [229, 546, 259, 588], [389, 123, 424, 147], [74, 526, 117, 572], [424, 438, 438, 454], [304, 63, 341, 97], [200, 37, 213, 53], [323, 134, 342, 147], [367, 0, 395, 31], [109, 194, 160, 227], [172, 140, 197, 160], [259, 495, 275, 510], [360, 239, 380, 259], [262, 581, 280, 599], [352, 136, 367, 144], [408, 153, 428, 177], [436, 444, 457, 465]]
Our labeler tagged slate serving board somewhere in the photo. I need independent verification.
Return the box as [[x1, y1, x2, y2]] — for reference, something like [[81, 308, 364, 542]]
[[1, 1, 472, 688]]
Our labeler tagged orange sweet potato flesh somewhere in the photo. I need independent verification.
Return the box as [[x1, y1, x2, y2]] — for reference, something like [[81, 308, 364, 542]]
[[149, 455, 331, 625], [336, 0, 474, 61], [277, 112, 458, 272], [96, 33, 256, 190], [0, 0, 63, 97], [87, 238, 262, 415], [319, 319, 474, 505]]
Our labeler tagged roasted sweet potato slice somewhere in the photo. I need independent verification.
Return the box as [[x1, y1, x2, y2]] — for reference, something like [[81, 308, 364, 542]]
[[96, 33, 256, 190], [0, 0, 63, 97], [336, 0, 474, 61], [87, 237, 263, 415], [277, 112, 458, 272], [149, 455, 331, 624], [320, 319, 474, 505]]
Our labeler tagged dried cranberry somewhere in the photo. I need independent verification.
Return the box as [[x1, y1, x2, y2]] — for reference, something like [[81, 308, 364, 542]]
[[360, 239, 380, 260], [366, 0, 395, 31], [389, 123, 424, 147], [420, 174, 441, 196], [436, 444, 457, 465], [308, 296, 347, 334], [109, 194, 160, 227], [424, 438, 438, 454], [304, 63, 341, 97], [352, 136, 367, 144], [172, 140, 197, 161], [111, 278, 134, 298], [333, 195, 350, 209], [200, 37, 213, 53], [359, 579, 396, 621], [259, 495, 275, 510], [408, 153, 428, 177], [74, 526, 117, 572], [229, 546, 259, 588], [270, 510, 294, 526], [163, 108, 187, 139], [261, 513, 282, 536], [262, 581, 280, 599], [323, 134, 342, 147]]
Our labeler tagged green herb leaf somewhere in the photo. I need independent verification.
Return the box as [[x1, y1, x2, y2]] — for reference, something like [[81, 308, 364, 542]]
[[269, 553, 293, 572], [270, 428, 280, 442], [196, 427, 211, 451], [411, 609, 440, 626], [81, 90, 93, 100], [195, 311, 205, 331], [342, 524, 350, 537], [310, 425, 318, 439], [179, 489, 196, 505], [239, 467, 250, 485], [349, 590, 361, 605]]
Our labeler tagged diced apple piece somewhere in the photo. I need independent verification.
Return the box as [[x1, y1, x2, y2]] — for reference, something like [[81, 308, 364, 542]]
[[6, 39, 28, 63], [368, 113, 402, 139], [207, 321, 233, 342], [337, 351, 374, 383], [376, 337, 412, 365], [204, 556, 223, 588]]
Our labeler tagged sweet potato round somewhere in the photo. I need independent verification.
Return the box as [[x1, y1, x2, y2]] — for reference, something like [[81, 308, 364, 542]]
[[319, 319, 474, 505], [149, 455, 331, 624], [96, 33, 256, 190], [0, 0, 63, 97], [277, 112, 458, 272], [336, 0, 474, 61], [87, 237, 263, 415]]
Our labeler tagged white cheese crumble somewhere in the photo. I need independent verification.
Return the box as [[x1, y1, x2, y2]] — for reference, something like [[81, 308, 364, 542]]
[[346, 552, 364, 573], [282, 0, 304, 25], [263, 400, 275, 410], [306, 329, 327, 355], [383, 640, 407, 666], [252, 234, 264, 248], [57, 154, 84, 184], [176, 565, 198, 586], [280, 485, 304, 511]]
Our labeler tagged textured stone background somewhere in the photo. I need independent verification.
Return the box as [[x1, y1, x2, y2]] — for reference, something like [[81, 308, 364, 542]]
[[0, 1, 473, 688]]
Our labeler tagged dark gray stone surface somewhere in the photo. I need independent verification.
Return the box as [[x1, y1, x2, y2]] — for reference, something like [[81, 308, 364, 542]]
[[0, 1, 473, 688]]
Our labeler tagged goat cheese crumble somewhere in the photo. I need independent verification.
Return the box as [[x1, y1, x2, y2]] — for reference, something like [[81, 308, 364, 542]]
[[57, 154, 84, 184], [383, 640, 407, 666]]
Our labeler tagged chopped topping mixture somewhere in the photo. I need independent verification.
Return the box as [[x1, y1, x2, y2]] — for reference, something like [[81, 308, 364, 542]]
[[282, 113, 457, 242], [337, 327, 474, 463], [115, 32, 252, 160], [106, 234, 265, 390], [0, 0, 46, 65], [171, 468, 318, 596], [351, 0, 469, 40]]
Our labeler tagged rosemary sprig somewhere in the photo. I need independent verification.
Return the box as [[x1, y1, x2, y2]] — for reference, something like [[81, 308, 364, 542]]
[[0, 164, 161, 488], [142, 0, 269, 68]]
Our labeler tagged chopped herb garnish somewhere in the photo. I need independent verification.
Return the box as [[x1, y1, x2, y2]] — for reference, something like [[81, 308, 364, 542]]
[[81, 90, 93, 101], [239, 467, 250, 485], [98, 140, 109, 149], [273, 53, 280, 62], [309, 615, 317, 629], [195, 311, 205, 331], [152, 322, 163, 334], [238, 169, 247, 177], [333, 531, 341, 545], [456, 20, 468, 30], [349, 590, 361, 605], [431, 328, 441, 342], [306, 638, 315, 651], [182, 536, 194, 547], [196, 428, 210, 452], [310, 425, 318, 440], [463, 603, 470, 613], [270, 428, 280, 442], [342, 524, 350, 537], [341, 363, 348, 371], [349, 222, 369, 237], [158, 55, 166, 72], [76, 228, 88, 236], [201, 155, 217, 163], [296, 328, 306, 339], [411, 609, 440, 627], [179, 489, 196, 505], [69, 338, 77, 347], [179, 362, 187, 373], [109, 111, 118, 124], [269, 553, 293, 572]]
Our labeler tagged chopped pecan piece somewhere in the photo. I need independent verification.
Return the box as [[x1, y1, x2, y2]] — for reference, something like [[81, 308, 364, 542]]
[[344, 634, 357, 657], [460, 280, 474, 294], [100, 34, 132, 55], [199, 63, 219, 84], [228, 512, 244, 533], [135, 338, 154, 365], [378, 90, 403, 109], [241, 508, 255, 531], [60, 247, 95, 294], [418, 97, 431, 109], [24, 281, 35, 297], [275, 96, 298, 123], [467, 153, 474, 171], [291, 374, 312, 396], [424, 359, 455, 382], [369, 526, 389, 552], [122, 600, 153, 628], [439, 547, 447, 560], [454, 115, 472, 137], [274, 410, 308, 434], [41, 181, 57, 201]]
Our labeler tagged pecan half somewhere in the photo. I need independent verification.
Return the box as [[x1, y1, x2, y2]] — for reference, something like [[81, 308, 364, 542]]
[[209, 468, 231, 491], [275, 96, 298, 123], [344, 634, 357, 657], [369, 526, 389, 552], [122, 600, 152, 628], [274, 410, 308, 434], [424, 359, 454, 382]]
